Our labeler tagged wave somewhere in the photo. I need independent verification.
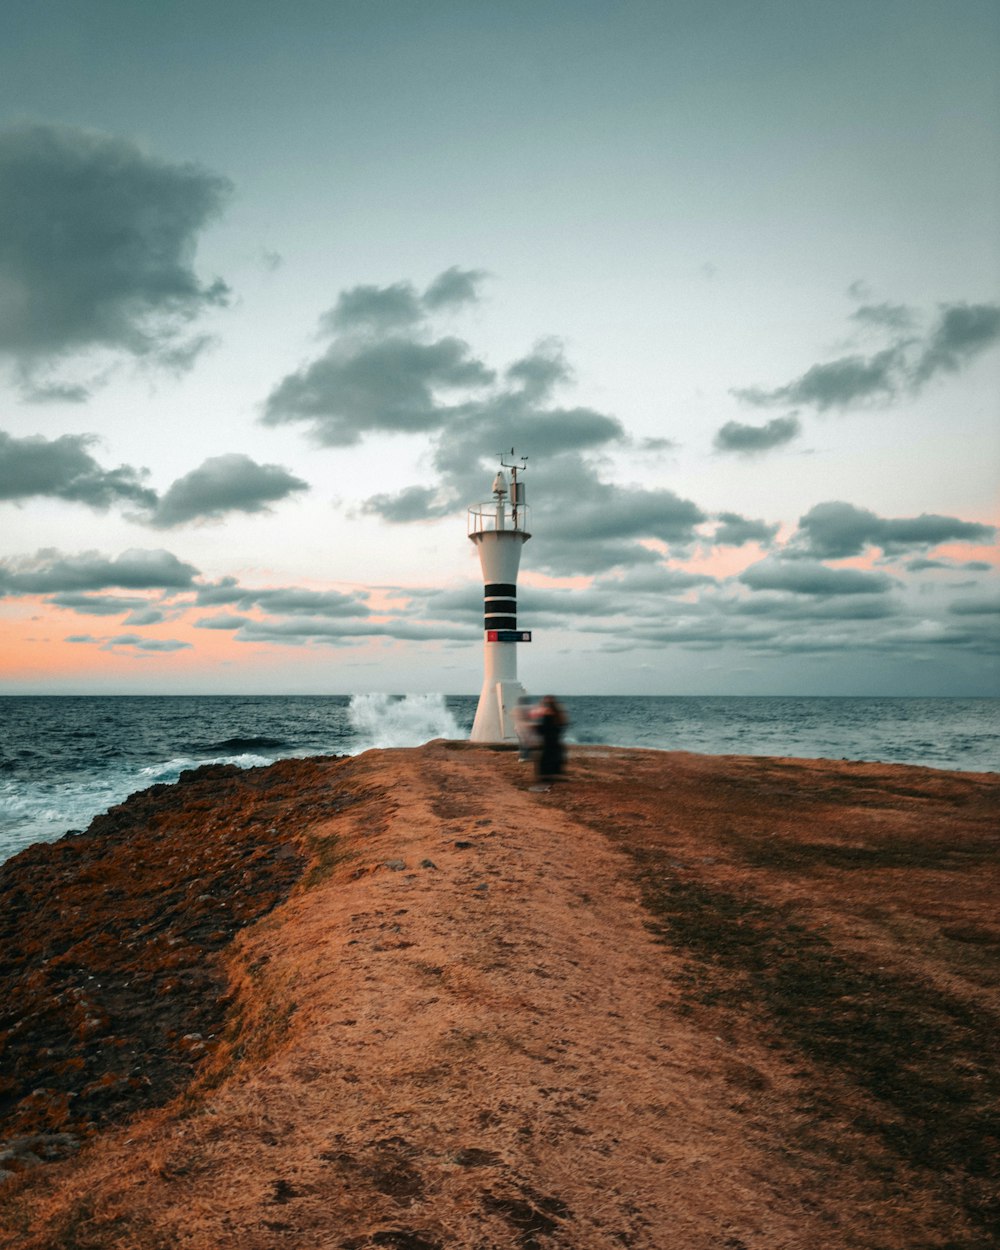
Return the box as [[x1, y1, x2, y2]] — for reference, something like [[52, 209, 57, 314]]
[[347, 693, 462, 751], [187, 736, 289, 754]]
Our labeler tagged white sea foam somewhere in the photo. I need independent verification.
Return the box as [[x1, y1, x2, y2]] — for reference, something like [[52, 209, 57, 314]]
[[0, 751, 282, 863], [347, 693, 462, 751]]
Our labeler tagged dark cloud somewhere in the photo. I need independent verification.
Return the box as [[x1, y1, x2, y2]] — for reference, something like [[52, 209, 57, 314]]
[[905, 557, 953, 572], [849, 303, 915, 331], [122, 605, 168, 626], [422, 267, 487, 310], [225, 616, 470, 645], [0, 548, 198, 595], [734, 347, 902, 411], [905, 557, 993, 574], [318, 267, 487, 337], [597, 566, 716, 594], [739, 558, 893, 596], [102, 634, 191, 653], [194, 613, 252, 630], [0, 430, 157, 510], [532, 535, 664, 576], [948, 597, 1000, 617], [320, 282, 423, 334], [149, 454, 308, 528], [505, 340, 572, 400], [47, 592, 152, 617], [913, 302, 1000, 384], [251, 588, 367, 616], [361, 485, 453, 523], [156, 333, 217, 376], [713, 415, 800, 453], [22, 380, 91, 404], [0, 123, 230, 374], [191, 577, 366, 617], [264, 269, 709, 576], [733, 298, 1000, 414], [514, 454, 705, 575], [796, 501, 995, 559], [711, 512, 780, 547], [263, 336, 494, 445], [638, 437, 677, 452], [732, 594, 899, 621], [192, 576, 241, 605], [546, 484, 704, 545]]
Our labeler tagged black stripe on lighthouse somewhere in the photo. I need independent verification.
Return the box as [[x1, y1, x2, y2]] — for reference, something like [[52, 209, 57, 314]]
[[484, 586, 516, 631]]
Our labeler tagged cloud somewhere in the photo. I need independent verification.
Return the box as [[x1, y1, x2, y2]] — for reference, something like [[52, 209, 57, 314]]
[[711, 512, 780, 547], [948, 597, 1000, 617], [732, 298, 1000, 414], [148, 454, 308, 527], [734, 347, 903, 411], [194, 613, 252, 630], [504, 340, 573, 400], [47, 592, 153, 617], [0, 430, 157, 510], [796, 501, 995, 559], [191, 578, 367, 616], [361, 485, 453, 523], [597, 565, 716, 594], [0, 436, 306, 528], [713, 415, 801, 453], [22, 380, 91, 404], [102, 634, 191, 653], [732, 594, 899, 621], [263, 269, 716, 576], [320, 281, 424, 334], [0, 548, 198, 595], [849, 302, 915, 332], [422, 266, 487, 310], [0, 123, 230, 375], [739, 558, 893, 595], [221, 616, 470, 646], [913, 302, 1000, 384], [262, 336, 494, 445]]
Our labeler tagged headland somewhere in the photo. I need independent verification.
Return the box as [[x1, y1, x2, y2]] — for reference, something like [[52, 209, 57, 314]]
[[1, 743, 997, 1249]]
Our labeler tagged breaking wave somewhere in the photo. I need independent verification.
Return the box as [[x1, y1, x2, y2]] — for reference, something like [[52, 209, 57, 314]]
[[347, 693, 463, 751]]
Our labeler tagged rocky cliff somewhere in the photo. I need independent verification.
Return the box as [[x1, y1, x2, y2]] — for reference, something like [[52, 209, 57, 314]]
[[1, 743, 997, 1249]]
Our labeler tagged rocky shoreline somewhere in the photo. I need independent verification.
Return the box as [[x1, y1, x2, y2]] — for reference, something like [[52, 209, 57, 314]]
[[1, 743, 997, 1249]]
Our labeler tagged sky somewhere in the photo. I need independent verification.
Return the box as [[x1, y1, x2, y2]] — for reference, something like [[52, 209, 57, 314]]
[[0, 0, 998, 697]]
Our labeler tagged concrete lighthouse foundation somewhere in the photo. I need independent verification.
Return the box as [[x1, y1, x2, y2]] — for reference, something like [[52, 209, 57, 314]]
[[468, 457, 532, 743]]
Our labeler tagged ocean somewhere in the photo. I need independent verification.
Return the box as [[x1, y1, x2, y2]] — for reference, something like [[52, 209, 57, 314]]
[[1, 694, 997, 866]]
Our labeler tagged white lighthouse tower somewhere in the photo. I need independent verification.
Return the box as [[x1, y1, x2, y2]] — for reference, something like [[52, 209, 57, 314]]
[[468, 452, 532, 743]]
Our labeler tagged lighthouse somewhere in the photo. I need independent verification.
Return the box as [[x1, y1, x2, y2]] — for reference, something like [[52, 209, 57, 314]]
[[468, 452, 532, 743]]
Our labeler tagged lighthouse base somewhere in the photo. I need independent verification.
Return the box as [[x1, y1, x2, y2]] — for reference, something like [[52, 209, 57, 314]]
[[470, 679, 527, 744]]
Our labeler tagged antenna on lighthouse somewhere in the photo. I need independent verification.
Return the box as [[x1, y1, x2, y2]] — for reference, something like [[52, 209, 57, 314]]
[[467, 450, 532, 743], [499, 447, 528, 528]]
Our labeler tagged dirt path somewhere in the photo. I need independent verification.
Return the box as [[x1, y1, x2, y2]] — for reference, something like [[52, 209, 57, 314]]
[[2, 742, 997, 1249]]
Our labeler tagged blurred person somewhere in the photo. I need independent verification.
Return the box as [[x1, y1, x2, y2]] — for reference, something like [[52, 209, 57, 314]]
[[535, 695, 568, 784], [513, 695, 538, 763]]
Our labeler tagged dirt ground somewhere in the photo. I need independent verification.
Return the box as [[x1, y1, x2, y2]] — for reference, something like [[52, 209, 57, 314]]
[[1, 742, 997, 1250]]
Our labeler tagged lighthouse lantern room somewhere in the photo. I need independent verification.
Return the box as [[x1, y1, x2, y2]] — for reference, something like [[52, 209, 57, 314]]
[[468, 452, 532, 743]]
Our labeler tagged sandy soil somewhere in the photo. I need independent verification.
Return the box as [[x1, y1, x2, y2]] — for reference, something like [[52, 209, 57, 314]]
[[1, 742, 997, 1250]]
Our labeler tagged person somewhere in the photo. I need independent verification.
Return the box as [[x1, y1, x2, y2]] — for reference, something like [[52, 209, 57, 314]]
[[512, 696, 538, 762], [535, 695, 568, 783]]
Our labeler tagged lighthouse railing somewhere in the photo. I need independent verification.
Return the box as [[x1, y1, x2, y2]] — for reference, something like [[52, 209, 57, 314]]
[[467, 502, 531, 537]]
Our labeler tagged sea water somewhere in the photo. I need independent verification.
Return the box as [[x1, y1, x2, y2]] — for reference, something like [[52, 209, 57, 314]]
[[0, 694, 997, 865]]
